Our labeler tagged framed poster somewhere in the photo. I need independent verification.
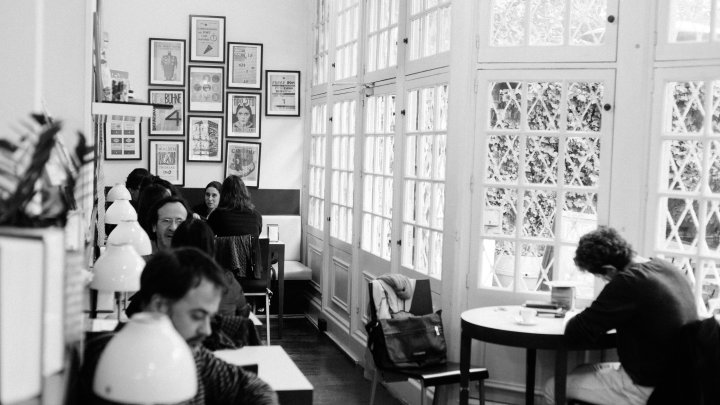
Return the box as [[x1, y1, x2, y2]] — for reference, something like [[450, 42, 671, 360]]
[[149, 38, 185, 86], [226, 92, 261, 138], [265, 70, 300, 116], [148, 89, 184, 135], [104, 116, 141, 160], [225, 141, 261, 187], [189, 15, 225, 63], [188, 66, 224, 113], [149, 140, 185, 186], [187, 116, 223, 162], [227, 42, 263, 89]]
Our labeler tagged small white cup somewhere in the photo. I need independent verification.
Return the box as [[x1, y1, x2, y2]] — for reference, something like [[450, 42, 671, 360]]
[[519, 308, 537, 324]]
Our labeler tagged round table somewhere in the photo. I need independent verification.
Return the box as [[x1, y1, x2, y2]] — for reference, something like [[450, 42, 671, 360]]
[[459, 305, 616, 405]]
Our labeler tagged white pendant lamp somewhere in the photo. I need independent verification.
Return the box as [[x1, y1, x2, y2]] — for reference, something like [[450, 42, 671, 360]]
[[106, 183, 132, 202], [93, 312, 197, 404], [107, 220, 152, 256], [90, 244, 145, 292], [105, 200, 137, 224]]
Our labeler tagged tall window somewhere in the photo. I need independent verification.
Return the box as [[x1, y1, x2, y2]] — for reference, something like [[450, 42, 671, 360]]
[[335, 0, 360, 80], [309, 103, 327, 231], [362, 94, 396, 260], [366, 0, 399, 74], [408, 0, 451, 61], [313, 0, 330, 86], [402, 83, 448, 279], [476, 72, 614, 299], [330, 99, 356, 243]]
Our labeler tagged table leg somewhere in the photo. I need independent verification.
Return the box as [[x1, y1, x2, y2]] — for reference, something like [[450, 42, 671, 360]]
[[460, 327, 471, 405], [526, 348, 536, 405], [276, 245, 285, 339], [554, 349, 568, 405]]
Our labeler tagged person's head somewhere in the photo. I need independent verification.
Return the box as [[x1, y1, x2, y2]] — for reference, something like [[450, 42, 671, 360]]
[[234, 104, 254, 128], [574, 226, 634, 281], [137, 183, 172, 237], [218, 175, 254, 211], [127, 247, 227, 346], [171, 218, 216, 257], [149, 196, 191, 250], [126, 168, 151, 201], [139, 175, 180, 197], [203, 181, 222, 212]]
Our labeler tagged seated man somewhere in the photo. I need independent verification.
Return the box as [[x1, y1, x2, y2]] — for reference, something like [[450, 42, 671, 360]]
[[543, 227, 698, 405], [80, 247, 277, 405], [147, 196, 191, 253]]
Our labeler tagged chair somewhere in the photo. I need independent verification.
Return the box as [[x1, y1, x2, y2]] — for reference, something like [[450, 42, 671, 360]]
[[367, 278, 489, 405], [215, 235, 273, 345]]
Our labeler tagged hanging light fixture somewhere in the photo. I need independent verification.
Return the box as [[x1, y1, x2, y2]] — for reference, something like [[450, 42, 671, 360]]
[[90, 244, 145, 293], [107, 220, 151, 256], [105, 200, 137, 224], [106, 183, 132, 202], [93, 312, 197, 403]]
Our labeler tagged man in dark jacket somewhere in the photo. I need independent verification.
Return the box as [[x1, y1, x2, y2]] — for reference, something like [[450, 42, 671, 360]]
[[544, 227, 698, 405], [80, 247, 277, 405]]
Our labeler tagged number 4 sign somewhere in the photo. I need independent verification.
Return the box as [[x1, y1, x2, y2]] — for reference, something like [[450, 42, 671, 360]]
[[149, 89, 185, 136]]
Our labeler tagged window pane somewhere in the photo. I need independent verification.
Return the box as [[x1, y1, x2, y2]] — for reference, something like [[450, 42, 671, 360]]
[[529, 0, 565, 46], [668, 0, 712, 43]]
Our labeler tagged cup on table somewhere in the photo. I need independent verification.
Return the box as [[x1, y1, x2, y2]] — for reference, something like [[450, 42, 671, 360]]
[[519, 307, 537, 323]]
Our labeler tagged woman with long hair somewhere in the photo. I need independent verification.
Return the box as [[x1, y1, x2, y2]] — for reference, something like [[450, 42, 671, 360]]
[[207, 175, 262, 237], [193, 180, 222, 220]]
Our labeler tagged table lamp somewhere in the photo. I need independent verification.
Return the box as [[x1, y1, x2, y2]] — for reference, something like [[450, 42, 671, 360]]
[[105, 199, 137, 224], [93, 312, 197, 404], [91, 244, 145, 319], [106, 183, 132, 202], [107, 220, 152, 256]]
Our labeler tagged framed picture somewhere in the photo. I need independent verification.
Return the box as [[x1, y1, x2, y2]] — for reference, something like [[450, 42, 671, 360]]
[[104, 116, 141, 160], [225, 141, 261, 187], [189, 15, 225, 63], [188, 66, 224, 113], [227, 42, 263, 89], [226, 92, 261, 138], [149, 38, 185, 86], [187, 116, 223, 162], [149, 140, 185, 186], [148, 89, 184, 135], [265, 70, 301, 116]]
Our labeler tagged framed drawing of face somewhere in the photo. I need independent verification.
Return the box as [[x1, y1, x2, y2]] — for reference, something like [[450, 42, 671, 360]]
[[187, 116, 223, 162], [226, 92, 261, 138], [225, 141, 261, 187]]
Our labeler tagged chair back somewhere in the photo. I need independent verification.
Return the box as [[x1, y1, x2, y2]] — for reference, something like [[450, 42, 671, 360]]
[[238, 237, 271, 294], [214, 235, 268, 283], [368, 277, 433, 322]]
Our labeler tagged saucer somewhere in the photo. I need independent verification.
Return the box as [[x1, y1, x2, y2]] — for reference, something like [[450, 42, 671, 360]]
[[514, 316, 538, 326]]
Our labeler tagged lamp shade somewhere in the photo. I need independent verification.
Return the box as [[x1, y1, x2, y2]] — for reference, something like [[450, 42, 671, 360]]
[[105, 200, 137, 224], [91, 244, 145, 292], [107, 220, 152, 256], [93, 312, 197, 403], [106, 183, 132, 202]]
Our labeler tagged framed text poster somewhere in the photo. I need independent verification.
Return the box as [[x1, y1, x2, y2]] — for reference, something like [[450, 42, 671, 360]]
[[148, 89, 184, 136], [149, 140, 185, 186], [226, 92, 261, 138], [104, 115, 141, 160], [189, 15, 225, 63], [149, 38, 185, 86], [225, 141, 261, 187], [265, 70, 300, 116], [187, 116, 223, 162], [227, 42, 263, 89]]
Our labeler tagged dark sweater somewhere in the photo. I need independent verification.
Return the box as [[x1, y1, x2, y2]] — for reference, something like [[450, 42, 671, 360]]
[[207, 207, 262, 237], [565, 258, 698, 387]]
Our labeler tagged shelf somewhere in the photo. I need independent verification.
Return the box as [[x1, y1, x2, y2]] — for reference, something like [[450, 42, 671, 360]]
[[91, 101, 171, 118]]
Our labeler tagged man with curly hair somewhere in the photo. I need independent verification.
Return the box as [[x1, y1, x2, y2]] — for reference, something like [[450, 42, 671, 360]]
[[543, 226, 698, 405]]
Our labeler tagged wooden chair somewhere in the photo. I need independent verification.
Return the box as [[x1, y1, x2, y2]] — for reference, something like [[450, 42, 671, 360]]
[[367, 279, 489, 405]]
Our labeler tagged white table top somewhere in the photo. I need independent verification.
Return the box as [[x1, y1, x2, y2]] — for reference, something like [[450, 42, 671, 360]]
[[214, 346, 313, 392], [461, 305, 567, 336]]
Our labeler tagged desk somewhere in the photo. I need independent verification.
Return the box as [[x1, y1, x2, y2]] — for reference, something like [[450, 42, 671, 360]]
[[214, 345, 313, 405], [459, 306, 615, 405], [269, 241, 285, 338]]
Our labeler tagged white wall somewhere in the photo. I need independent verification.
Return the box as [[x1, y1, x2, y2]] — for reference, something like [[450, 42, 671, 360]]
[[99, 0, 310, 189]]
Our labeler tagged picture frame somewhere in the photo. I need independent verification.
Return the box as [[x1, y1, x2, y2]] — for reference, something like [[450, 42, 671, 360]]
[[188, 66, 224, 113], [265, 70, 301, 117], [149, 38, 185, 86], [187, 116, 223, 162], [225, 141, 261, 187], [226, 92, 261, 138], [227, 42, 263, 89], [149, 140, 185, 186], [148, 89, 184, 136], [189, 15, 226, 63], [104, 116, 141, 160]]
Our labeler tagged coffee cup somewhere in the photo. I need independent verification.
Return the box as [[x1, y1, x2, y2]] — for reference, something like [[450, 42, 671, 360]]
[[519, 308, 537, 324]]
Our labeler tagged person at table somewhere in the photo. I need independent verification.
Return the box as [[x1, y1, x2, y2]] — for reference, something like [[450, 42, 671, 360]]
[[543, 226, 698, 405], [207, 175, 262, 237], [137, 182, 172, 238], [147, 196, 191, 253], [193, 181, 222, 221], [125, 167, 151, 209], [80, 247, 278, 405]]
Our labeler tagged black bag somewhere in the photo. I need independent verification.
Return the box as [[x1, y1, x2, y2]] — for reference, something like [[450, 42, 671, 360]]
[[366, 310, 447, 370]]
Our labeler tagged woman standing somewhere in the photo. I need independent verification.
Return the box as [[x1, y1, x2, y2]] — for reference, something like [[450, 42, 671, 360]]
[[207, 175, 262, 237], [193, 181, 221, 220]]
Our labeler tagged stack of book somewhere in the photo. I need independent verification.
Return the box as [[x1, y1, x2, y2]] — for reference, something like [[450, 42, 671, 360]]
[[522, 301, 566, 317]]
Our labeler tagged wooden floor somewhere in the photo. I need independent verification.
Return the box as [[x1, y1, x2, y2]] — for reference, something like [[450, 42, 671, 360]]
[[259, 316, 403, 405]]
